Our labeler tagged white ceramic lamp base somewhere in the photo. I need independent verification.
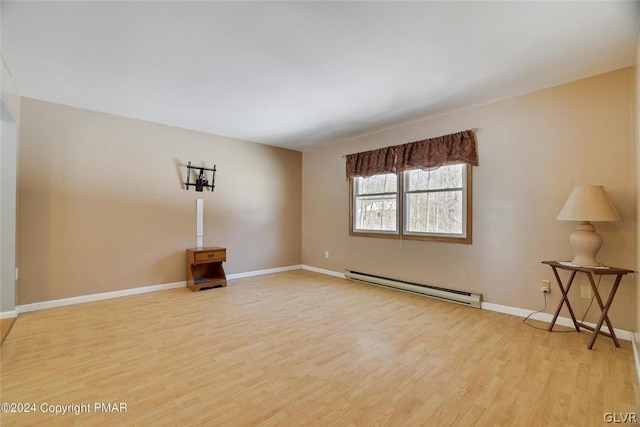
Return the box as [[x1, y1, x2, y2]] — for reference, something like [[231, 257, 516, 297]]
[[568, 221, 602, 267]]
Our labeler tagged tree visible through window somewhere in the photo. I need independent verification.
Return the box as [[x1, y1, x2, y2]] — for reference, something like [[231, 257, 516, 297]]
[[353, 173, 397, 232], [350, 163, 471, 243], [404, 165, 464, 235]]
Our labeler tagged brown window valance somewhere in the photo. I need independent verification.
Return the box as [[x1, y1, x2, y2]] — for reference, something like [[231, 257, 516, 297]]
[[345, 129, 478, 180]]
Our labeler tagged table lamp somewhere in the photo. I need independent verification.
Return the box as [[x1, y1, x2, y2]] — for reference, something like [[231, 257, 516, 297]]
[[557, 185, 621, 267]]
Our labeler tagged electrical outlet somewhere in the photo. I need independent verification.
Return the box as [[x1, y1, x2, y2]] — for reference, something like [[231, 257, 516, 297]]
[[541, 279, 551, 293], [581, 285, 593, 299], [324, 251, 329, 259]]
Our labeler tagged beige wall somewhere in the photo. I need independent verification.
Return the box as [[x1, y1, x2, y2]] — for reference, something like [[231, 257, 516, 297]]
[[18, 98, 301, 304], [302, 68, 636, 331]]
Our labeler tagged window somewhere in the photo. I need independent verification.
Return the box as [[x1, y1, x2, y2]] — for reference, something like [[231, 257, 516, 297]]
[[352, 173, 398, 234], [350, 163, 471, 243]]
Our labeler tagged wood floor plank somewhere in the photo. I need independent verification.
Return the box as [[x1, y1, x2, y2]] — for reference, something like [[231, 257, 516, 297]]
[[1, 318, 16, 345], [1, 270, 638, 426]]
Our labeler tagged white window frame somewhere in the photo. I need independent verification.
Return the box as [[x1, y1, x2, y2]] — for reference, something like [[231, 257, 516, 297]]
[[350, 173, 399, 237], [402, 165, 468, 240]]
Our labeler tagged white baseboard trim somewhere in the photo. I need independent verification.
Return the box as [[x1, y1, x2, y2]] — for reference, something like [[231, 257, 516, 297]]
[[16, 281, 186, 314], [301, 265, 345, 278], [301, 265, 636, 343], [11, 264, 639, 355], [632, 332, 640, 385], [0, 310, 17, 319], [14, 264, 305, 314], [227, 265, 301, 280], [481, 301, 634, 342]]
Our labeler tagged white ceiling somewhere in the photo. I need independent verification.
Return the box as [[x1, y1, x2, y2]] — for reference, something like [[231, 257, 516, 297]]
[[2, 1, 639, 151]]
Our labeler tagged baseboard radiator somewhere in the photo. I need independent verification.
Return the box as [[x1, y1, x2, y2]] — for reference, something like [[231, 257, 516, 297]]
[[344, 270, 482, 309]]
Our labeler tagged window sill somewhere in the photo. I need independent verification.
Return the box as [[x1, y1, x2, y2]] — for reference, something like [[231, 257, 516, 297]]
[[349, 231, 472, 244]]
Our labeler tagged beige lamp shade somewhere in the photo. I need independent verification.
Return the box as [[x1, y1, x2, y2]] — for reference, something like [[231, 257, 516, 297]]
[[557, 185, 621, 222], [557, 185, 621, 267]]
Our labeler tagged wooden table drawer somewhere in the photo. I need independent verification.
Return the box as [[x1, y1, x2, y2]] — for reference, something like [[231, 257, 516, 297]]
[[194, 250, 226, 263]]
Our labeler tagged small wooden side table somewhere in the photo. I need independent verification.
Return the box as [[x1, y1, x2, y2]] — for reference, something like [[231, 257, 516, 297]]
[[186, 247, 227, 292], [542, 261, 633, 350]]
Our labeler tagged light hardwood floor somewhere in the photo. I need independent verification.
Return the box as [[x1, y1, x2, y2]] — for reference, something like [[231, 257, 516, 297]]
[[1, 318, 16, 346], [1, 270, 638, 426]]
